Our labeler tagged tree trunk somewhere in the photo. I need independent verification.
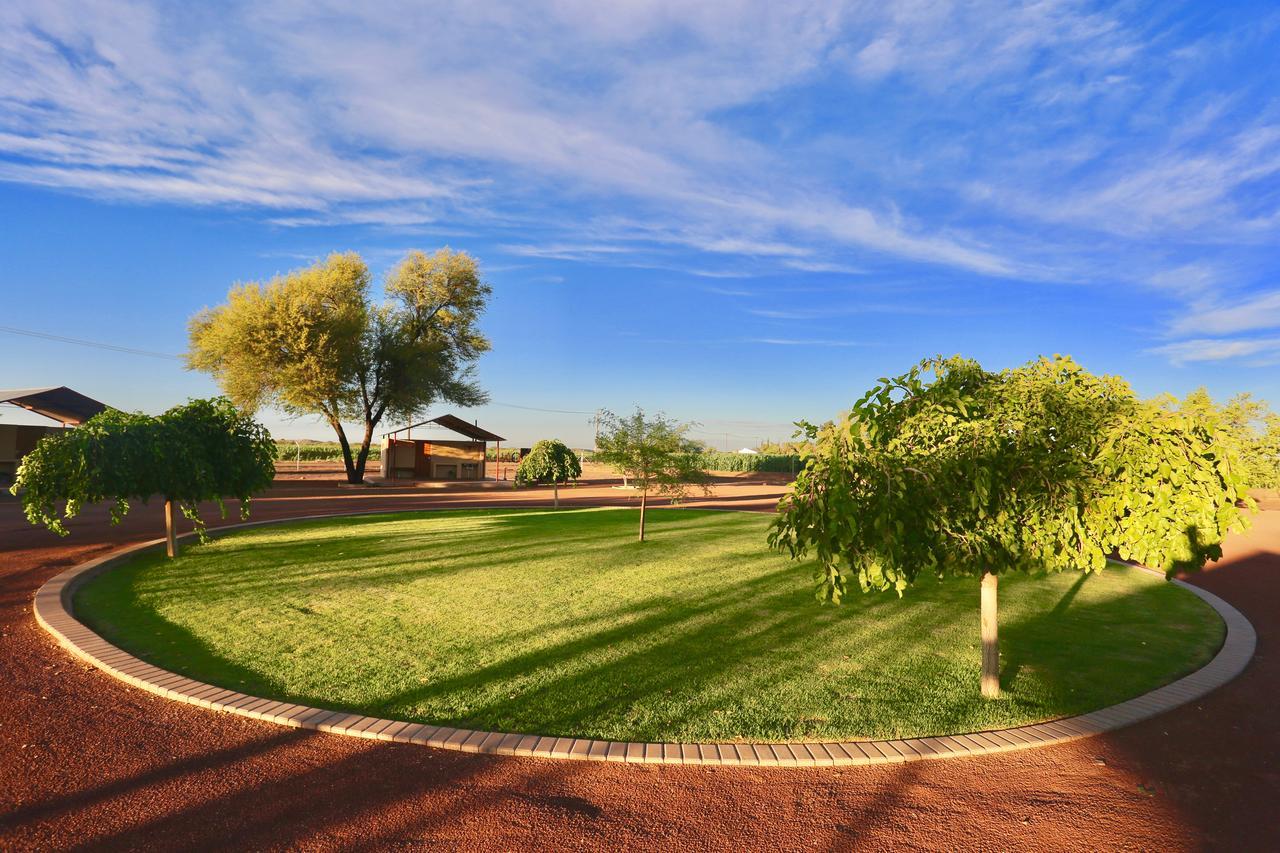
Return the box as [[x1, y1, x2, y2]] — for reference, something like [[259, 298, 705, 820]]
[[553, 481, 559, 510], [638, 489, 647, 542], [327, 418, 361, 484], [164, 498, 177, 559], [981, 571, 1000, 699], [353, 421, 375, 483]]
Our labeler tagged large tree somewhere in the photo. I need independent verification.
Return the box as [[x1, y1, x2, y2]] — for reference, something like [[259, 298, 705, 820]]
[[770, 355, 1252, 698], [187, 249, 491, 483], [12, 398, 276, 558], [593, 409, 710, 541]]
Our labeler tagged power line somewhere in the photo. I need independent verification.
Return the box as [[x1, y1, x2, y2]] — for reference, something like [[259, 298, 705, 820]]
[[0, 325, 183, 361], [687, 427, 767, 440], [489, 401, 594, 415], [0, 325, 793, 442], [700, 418, 798, 429]]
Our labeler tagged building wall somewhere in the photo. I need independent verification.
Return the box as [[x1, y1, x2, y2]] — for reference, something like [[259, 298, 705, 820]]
[[424, 440, 484, 461], [381, 437, 487, 480], [0, 424, 62, 484]]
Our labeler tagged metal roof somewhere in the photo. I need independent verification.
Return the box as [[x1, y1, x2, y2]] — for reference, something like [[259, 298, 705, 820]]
[[0, 386, 108, 425], [383, 413, 506, 442]]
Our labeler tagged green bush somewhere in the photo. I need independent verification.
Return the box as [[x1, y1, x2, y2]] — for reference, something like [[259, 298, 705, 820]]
[[15, 398, 276, 547]]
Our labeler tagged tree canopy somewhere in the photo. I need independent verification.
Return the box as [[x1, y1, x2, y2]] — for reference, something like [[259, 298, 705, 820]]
[[187, 249, 491, 483], [771, 355, 1252, 601], [593, 409, 710, 541], [769, 355, 1253, 697], [1165, 388, 1280, 490], [12, 397, 276, 555], [515, 439, 582, 508]]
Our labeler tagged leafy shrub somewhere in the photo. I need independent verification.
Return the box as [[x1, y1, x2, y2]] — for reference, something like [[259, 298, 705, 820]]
[[515, 439, 581, 508], [15, 398, 277, 549]]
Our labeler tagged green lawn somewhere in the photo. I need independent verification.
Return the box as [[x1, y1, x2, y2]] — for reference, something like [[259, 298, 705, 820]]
[[75, 508, 1224, 742]]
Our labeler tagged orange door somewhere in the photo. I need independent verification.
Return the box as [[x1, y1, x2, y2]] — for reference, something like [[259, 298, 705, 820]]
[[414, 441, 432, 478]]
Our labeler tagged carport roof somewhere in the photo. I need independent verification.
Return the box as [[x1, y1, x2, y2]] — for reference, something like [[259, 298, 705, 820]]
[[383, 414, 506, 442], [0, 386, 109, 425]]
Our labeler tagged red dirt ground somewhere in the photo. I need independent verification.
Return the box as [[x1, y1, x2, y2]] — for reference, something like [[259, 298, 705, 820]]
[[1, 475, 1277, 851]]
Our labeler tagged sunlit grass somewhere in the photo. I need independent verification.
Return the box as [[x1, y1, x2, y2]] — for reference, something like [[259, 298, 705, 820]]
[[76, 507, 1223, 742]]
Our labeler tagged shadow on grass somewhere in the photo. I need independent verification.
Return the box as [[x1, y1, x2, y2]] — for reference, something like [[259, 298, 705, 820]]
[[1000, 572, 1089, 689], [128, 508, 744, 602], [76, 509, 1227, 743], [998, 564, 1223, 709]]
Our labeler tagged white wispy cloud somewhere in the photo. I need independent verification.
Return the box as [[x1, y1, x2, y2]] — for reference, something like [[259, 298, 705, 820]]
[[1, 0, 1277, 330], [745, 302, 961, 319], [782, 259, 866, 274], [745, 337, 873, 347], [1148, 337, 1280, 365], [498, 243, 638, 261], [1147, 263, 1223, 300], [1028, 126, 1280, 239], [837, 0, 1142, 90], [1170, 289, 1280, 337], [0, 0, 1030, 277]]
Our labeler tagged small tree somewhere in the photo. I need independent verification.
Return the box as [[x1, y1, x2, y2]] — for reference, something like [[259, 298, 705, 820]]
[[188, 249, 490, 484], [12, 398, 276, 558], [515, 439, 581, 509], [770, 356, 1252, 698], [593, 409, 711, 541]]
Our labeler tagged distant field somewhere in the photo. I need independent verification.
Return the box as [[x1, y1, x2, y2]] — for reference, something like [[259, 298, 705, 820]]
[[273, 442, 799, 473], [275, 442, 381, 462]]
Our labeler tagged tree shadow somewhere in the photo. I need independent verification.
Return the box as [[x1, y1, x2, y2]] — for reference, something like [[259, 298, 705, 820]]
[[1000, 571, 1089, 689], [113, 508, 739, 602], [9, 493, 1278, 849], [997, 563, 1224, 717], [0, 729, 304, 831], [73, 510, 1228, 744]]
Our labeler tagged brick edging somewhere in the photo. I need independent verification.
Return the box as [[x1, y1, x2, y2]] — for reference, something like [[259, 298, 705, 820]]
[[32, 507, 1256, 767]]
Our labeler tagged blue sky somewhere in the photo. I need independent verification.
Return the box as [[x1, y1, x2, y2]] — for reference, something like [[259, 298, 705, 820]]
[[2, 1, 1279, 448]]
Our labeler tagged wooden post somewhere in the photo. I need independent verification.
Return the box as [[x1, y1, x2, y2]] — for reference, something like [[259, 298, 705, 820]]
[[981, 571, 999, 698], [164, 498, 178, 559], [638, 489, 647, 542]]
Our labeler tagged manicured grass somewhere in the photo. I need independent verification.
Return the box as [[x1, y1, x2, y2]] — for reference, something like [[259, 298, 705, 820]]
[[75, 508, 1224, 742]]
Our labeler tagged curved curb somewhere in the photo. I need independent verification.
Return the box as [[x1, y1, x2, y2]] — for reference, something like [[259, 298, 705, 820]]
[[33, 508, 1256, 768]]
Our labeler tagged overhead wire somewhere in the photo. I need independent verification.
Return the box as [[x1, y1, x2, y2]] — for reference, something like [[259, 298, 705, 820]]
[[0, 324, 798, 440], [0, 325, 183, 361]]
